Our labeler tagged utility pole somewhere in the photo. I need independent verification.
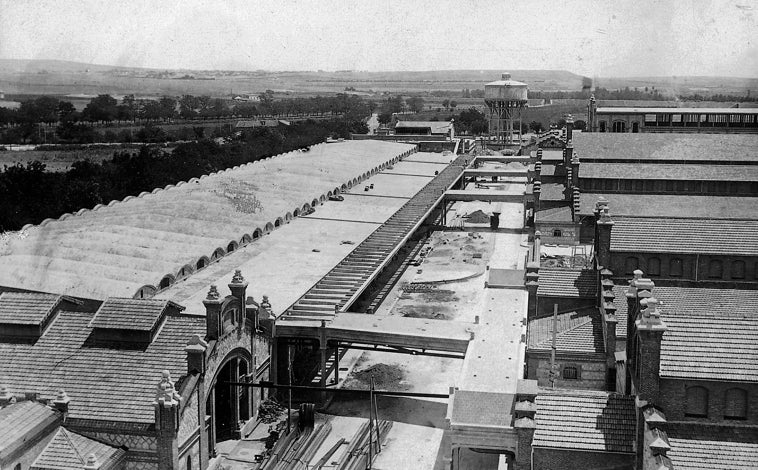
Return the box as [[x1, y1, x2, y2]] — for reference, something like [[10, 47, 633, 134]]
[[287, 345, 292, 434]]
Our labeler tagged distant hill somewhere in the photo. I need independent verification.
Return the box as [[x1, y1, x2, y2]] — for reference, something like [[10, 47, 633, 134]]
[[0, 59, 753, 99]]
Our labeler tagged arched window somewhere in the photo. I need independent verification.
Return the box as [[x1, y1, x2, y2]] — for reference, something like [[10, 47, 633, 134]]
[[553, 229, 562, 237], [685, 386, 709, 417], [732, 260, 746, 279], [562, 365, 579, 380], [648, 257, 661, 276], [187, 456, 192, 470], [670, 258, 683, 277], [725, 388, 748, 420], [222, 307, 237, 334], [708, 260, 723, 279], [625, 256, 639, 275]]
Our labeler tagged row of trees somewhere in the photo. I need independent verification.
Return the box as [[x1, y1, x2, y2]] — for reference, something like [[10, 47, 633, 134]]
[[0, 118, 363, 231], [0, 92, 377, 127]]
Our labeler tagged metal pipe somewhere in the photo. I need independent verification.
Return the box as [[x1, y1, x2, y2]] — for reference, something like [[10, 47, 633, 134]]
[[223, 381, 450, 399]]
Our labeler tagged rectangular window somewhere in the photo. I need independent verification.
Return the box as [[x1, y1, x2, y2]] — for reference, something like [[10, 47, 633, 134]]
[[645, 114, 656, 123], [671, 114, 682, 123]]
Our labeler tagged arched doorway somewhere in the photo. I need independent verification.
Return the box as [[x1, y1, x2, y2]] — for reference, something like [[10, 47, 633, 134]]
[[206, 352, 251, 447]]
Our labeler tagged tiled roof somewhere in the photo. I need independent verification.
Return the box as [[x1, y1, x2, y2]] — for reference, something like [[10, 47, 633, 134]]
[[666, 424, 758, 470], [578, 193, 758, 220], [610, 217, 758, 256], [0, 311, 204, 423], [533, 390, 635, 453], [535, 206, 573, 222], [595, 100, 681, 108], [0, 292, 63, 326], [31, 428, 125, 470], [573, 133, 758, 164], [579, 163, 758, 181], [611, 285, 758, 381], [0, 400, 59, 452], [450, 390, 513, 427], [528, 308, 604, 354], [661, 315, 758, 382], [537, 269, 596, 298], [89, 298, 182, 331], [538, 183, 566, 201]]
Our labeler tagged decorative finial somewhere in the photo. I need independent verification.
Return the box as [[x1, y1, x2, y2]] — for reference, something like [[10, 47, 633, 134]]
[[207, 285, 220, 300], [155, 370, 181, 403], [231, 269, 245, 284]]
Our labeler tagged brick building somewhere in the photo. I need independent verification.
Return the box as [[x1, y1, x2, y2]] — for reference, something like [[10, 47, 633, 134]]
[[587, 96, 758, 134], [0, 275, 270, 470]]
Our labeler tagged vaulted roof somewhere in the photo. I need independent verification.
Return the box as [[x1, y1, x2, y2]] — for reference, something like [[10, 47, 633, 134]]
[[0, 140, 413, 301]]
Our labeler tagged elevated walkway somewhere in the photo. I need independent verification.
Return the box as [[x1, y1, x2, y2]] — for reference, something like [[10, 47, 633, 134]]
[[444, 189, 526, 203], [473, 155, 532, 164], [463, 168, 527, 178], [279, 154, 470, 320], [274, 312, 475, 353]]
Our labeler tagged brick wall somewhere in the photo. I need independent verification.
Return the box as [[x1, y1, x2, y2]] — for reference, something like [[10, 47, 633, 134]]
[[658, 378, 758, 424], [610, 251, 758, 285], [533, 447, 634, 470]]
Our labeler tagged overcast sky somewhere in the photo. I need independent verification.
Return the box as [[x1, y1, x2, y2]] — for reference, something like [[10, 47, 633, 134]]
[[1, 0, 756, 77]]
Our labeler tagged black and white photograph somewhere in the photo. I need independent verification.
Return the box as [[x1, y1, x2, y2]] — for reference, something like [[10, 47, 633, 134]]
[[0, 1, 756, 469]]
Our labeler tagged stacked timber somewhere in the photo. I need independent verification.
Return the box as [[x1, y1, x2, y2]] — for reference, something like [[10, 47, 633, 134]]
[[335, 420, 393, 470], [262, 419, 333, 470]]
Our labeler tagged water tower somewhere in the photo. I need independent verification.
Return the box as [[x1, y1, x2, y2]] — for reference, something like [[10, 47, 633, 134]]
[[484, 73, 528, 145]]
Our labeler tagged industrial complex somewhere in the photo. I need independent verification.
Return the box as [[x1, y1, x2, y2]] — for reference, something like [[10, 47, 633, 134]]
[[1, 74, 757, 470]]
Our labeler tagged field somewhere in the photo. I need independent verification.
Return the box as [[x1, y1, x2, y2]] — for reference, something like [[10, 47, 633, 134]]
[[0, 147, 148, 172]]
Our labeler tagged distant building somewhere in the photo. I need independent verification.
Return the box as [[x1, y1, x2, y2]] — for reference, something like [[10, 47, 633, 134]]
[[235, 119, 288, 129], [394, 120, 455, 139], [587, 95, 758, 133]]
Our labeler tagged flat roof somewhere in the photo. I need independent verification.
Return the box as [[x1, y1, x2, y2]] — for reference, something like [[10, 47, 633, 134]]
[[157, 154, 449, 315], [578, 193, 758, 220], [579, 163, 758, 181], [573, 133, 758, 164], [0, 140, 415, 300]]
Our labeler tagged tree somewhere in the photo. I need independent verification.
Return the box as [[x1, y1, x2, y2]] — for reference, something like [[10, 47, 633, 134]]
[[442, 99, 450, 110], [449, 100, 457, 110], [57, 101, 76, 121], [529, 121, 544, 133], [82, 95, 118, 123], [158, 96, 177, 121], [407, 96, 425, 113], [377, 112, 392, 125]]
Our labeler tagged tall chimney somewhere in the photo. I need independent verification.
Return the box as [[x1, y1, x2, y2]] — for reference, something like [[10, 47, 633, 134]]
[[635, 297, 667, 405], [595, 204, 614, 270], [154, 371, 181, 470]]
